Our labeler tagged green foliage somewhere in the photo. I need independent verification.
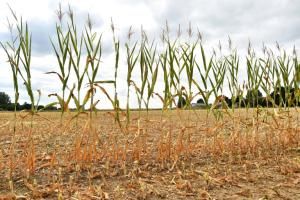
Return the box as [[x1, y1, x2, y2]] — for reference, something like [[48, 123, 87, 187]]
[[0, 92, 11, 105]]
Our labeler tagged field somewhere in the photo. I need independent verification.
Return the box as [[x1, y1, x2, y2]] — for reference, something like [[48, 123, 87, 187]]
[[0, 109, 300, 199], [1, 5, 300, 199]]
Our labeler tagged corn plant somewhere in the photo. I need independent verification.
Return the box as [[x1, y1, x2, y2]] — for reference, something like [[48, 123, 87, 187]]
[[17, 22, 34, 113], [144, 41, 158, 117], [7, 8, 38, 175], [193, 42, 214, 109], [159, 37, 180, 111], [131, 29, 149, 117], [83, 15, 102, 117], [277, 48, 294, 108], [47, 5, 72, 121], [125, 30, 139, 126], [110, 19, 121, 124], [267, 49, 281, 108], [166, 40, 180, 110], [67, 6, 87, 113], [246, 47, 265, 132], [83, 17, 115, 114], [294, 47, 300, 106], [156, 23, 177, 111], [181, 41, 197, 108], [225, 45, 239, 112], [0, 9, 20, 133], [159, 49, 172, 110], [7, 8, 41, 120], [259, 47, 273, 109], [0, 7, 21, 180], [246, 49, 264, 109], [210, 54, 227, 120]]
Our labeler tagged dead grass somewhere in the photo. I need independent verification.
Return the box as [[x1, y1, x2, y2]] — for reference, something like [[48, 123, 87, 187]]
[[0, 109, 300, 199]]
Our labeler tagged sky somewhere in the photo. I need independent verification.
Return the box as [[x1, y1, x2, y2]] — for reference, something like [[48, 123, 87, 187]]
[[0, 0, 300, 108]]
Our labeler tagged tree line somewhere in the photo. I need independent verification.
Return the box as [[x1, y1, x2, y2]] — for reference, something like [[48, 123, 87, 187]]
[[0, 92, 58, 111], [1, 84, 299, 112], [177, 86, 300, 109]]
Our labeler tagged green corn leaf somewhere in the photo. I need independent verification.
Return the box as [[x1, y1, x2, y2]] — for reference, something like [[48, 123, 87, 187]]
[[94, 80, 115, 84], [71, 93, 81, 110], [38, 102, 59, 112], [45, 71, 64, 83], [95, 84, 115, 107], [82, 88, 93, 107]]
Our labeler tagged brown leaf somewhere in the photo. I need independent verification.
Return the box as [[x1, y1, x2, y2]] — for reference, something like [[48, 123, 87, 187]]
[[236, 189, 251, 198], [293, 177, 300, 185], [0, 193, 16, 200]]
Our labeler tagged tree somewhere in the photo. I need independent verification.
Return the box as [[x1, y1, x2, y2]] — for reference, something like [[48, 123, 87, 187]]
[[197, 98, 205, 104], [223, 96, 232, 107], [0, 92, 11, 105], [177, 96, 186, 108], [22, 102, 32, 110], [246, 89, 263, 107], [270, 86, 298, 106]]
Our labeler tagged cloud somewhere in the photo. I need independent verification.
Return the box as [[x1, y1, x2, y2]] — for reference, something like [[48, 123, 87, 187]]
[[146, 0, 300, 48], [29, 20, 55, 55]]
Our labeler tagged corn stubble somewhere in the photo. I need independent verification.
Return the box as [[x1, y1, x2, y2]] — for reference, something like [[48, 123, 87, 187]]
[[0, 5, 300, 199]]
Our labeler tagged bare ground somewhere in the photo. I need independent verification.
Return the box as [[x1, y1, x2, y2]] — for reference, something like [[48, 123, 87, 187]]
[[0, 109, 300, 199]]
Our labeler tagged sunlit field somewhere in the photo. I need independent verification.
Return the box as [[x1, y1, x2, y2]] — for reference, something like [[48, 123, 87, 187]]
[[0, 109, 300, 199]]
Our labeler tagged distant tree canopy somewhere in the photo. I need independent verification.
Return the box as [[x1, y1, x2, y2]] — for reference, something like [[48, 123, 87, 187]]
[[246, 89, 263, 101], [177, 96, 186, 108], [245, 89, 263, 107], [0, 92, 11, 105], [197, 98, 205, 104], [177, 86, 300, 109], [269, 86, 298, 106], [0, 92, 58, 111]]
